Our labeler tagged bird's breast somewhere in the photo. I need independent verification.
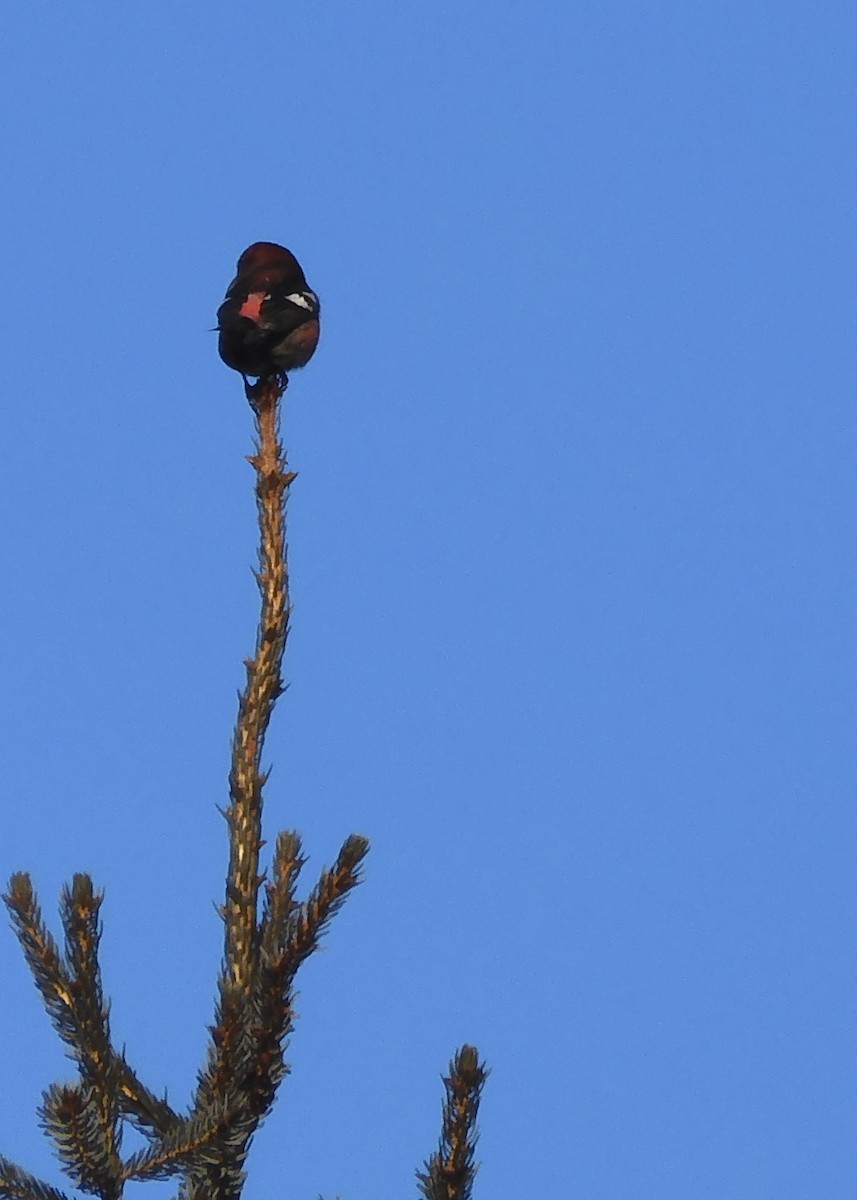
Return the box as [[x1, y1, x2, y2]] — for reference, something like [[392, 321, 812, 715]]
[[238, 292, 268, 323]]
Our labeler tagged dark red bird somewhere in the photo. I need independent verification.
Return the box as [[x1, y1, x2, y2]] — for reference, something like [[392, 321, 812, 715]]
[[217, 242, 320, 381]]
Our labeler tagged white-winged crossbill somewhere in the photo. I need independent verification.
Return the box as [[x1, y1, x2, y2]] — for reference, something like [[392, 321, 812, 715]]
[[217, 242, 320, 381]]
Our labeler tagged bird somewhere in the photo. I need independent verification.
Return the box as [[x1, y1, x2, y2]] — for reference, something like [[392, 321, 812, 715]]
[[216, 242, 320, 383]]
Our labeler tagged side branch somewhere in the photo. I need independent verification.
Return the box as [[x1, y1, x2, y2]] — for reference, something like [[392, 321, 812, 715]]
[[0, 1156, 71, 1200], [417, 1046, 489, 1200], [4, 873, 179, 1139], [58, 876, 122, 1197], [247, 834, 370, 1115]]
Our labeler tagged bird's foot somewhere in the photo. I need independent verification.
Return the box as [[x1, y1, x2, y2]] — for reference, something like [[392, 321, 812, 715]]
[[244, 373, 289, 409], [243, 376, 262, 405]]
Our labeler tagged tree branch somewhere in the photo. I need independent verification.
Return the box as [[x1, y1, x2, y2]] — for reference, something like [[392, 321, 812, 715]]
[[417, 1046, 488, 1200], [4, 873, 179, 1141], [0, 1157, 71, 1200]]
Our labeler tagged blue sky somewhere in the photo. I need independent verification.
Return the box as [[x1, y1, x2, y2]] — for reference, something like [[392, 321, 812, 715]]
[[1, 3, 856, 1197]]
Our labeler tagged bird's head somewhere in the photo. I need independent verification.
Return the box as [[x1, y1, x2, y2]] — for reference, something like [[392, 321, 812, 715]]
[[235, 241, 306, 283]]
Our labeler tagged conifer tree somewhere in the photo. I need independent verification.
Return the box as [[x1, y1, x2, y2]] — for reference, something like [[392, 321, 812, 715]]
[[0, 374, 487, 1200]]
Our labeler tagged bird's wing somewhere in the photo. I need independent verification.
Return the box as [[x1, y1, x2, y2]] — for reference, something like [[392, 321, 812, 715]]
[[256, 288, 319, 332]]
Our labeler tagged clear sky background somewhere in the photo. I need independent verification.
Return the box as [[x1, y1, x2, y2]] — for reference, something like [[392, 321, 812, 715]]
[[1, 3, 855, 1198]]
